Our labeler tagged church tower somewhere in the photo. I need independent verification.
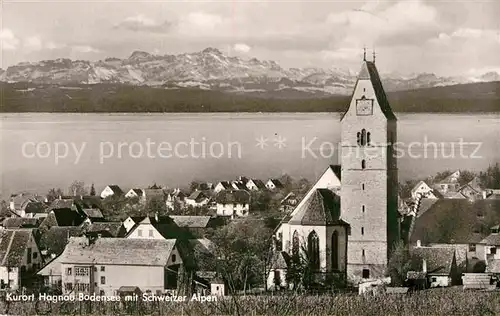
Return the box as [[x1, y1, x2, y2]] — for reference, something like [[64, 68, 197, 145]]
[[340, 53, 399, 283]]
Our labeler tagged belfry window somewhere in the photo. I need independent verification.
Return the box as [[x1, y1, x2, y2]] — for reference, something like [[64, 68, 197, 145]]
[[367, 132, 371, 145], [358, 129, 370, 146]]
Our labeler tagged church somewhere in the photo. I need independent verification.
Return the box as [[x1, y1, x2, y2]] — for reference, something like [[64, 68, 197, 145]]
[[268, 53, 400, 288]]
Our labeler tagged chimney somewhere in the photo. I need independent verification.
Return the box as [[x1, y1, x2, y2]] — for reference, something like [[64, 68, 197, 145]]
[[155, 212, 159, 222], [422, 259, 427, 273], [483, 191, 487, 199], [416, 240, 421, 248]]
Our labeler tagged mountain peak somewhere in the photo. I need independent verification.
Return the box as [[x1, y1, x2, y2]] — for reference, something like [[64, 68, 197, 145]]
[[128, 50, 153, 60], [202, 47, 223, 55]]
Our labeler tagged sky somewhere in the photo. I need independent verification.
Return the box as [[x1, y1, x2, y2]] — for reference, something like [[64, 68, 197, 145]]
[[1, 0, 499, 76]]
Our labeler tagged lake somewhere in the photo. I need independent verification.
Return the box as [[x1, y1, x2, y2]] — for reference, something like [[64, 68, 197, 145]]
[[1, 112, 499, 197]]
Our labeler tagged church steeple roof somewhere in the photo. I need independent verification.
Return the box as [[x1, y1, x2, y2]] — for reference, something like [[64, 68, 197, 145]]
[[341, 56, 396, 121]]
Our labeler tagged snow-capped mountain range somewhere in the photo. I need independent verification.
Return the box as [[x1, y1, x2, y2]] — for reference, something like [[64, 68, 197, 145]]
[[1, 47, 499, 96]]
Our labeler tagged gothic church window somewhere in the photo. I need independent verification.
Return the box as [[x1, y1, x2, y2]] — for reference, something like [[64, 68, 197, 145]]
[[307, 231, 320, 271], [292, 231, 300, 259], [331, 231, 338, 271]]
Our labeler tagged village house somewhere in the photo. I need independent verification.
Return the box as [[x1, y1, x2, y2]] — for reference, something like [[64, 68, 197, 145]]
[[0, 229, 44, 290], [100, 185, 124, 199], [57, 236, 182, 296], [280, 192, 299, 213], [215, 190, 251, 218], [246, 179, 266, 191], [410, 181, 437, 200], [9, 193, 47, 214], [166, 188, 186, 210], [266, 251, 291, 290], [39, 208, 87, 229], [409, 243, 460, 288], [213, 181, 233, 193], [266, 179, 284, 191], [231, 181, 248, 191], [185, 191, 210, 208], [433, 171, 462, 198], [479, 225, 500, 273], [38, 256, 63, 290], [125, 188, 144, 199], [458, 177, 485, 201], [39, 226, 85, 259]]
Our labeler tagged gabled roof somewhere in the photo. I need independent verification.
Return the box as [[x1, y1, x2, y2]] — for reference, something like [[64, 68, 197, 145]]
[[411, 246, 456, 275], [187, 191, 208, 201], [411, 199, 500, 244], [81, 208, 104, 219], [341, 61, 396, 121], [0, 229, 34, 267], [216, 181, 233, 190], [60, 237, 176, 266], [288, 189, 346, 226], [105, 185, 124, 195], [267, 179, 284, 188], [328, 165, 341, 181], [169, 216, 212, 228], [85, 222, 125, 237], [39, 226, 84, 256], [248, 179, 266, 189], [128, 189, 144, 196], [2, 217, 40, 228], [231, 181, 248, 191], [49, 199, 75, 210], [479, 233, 500, 246], [44, 208, 86, 227], [411, 181, 431, 196], [215, 190, 250, 204], [416, 198, 439, 218]]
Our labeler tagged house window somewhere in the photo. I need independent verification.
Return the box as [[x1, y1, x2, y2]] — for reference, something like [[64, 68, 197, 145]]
[[216, 286, 219, 291], [361, 160, 366, 169], [172, 254, 177, 263], [491, 247, 497, 255], [101, 276, 106, 285], [65, 283, 73, 291], [94, 267, 97, 272], [431, 277, 437, 282], [27, 248, 32, 264], [33, 252, 37, 259], [138, 229, 142, 237], [101, 266, 105, 272], [469, 244, 476, 252], [361, 227, 364, 235], [100, 290, 105, 296], [149, 230, 154, 237], [362, 269, 370, 279], [67, 268, 72, 275], [75, 267, 89, 276]]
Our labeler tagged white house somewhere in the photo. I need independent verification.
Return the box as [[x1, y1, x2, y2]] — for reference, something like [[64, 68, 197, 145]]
[[214, 181, 233, 193], [411, 181, 437, 199], [59, 236, 182, 296], [215, 190, 251, 218], [166, 189, 186, 210], [125, 189, 144, 199], [185, 191, 210, 208], [266, 179, 284, 191], [100, 185, 124, 199], [0, 229, 44, 290], [246, 179, 266, 191]]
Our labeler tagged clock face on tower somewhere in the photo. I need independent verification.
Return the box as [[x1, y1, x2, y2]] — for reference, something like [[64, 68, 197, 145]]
[[356, 98, 374, 116]]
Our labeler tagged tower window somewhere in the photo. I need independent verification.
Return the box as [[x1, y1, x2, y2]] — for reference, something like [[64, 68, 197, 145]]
[[367, 132, 371, 145], [362, 183, 365, 190], [361, 227, 364, 235], [362, 205, 365, 212], [361, 160, 366, 169], [362, 269, 370, 279], [362, 249, 365, 257]]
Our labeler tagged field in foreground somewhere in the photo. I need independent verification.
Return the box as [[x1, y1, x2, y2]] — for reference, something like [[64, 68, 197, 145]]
[[0, 288, 498, 316]]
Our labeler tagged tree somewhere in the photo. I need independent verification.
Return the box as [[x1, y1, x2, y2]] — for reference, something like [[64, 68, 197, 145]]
[[211, 218, 273, 294], [399, 180, 420, 199], [387, 241, 421, 286], [68, 180, 87, 196], [101, 195, 131, 221], [189, 181, 200, 192], [279, 174, 294, 193], [89, 183, 96, 196], [479, 163, 500, 189], [47, 188, 64, 202], [295, 178, 311, 195], [0, 200, 11, 217], [458, 170, 476, 186]]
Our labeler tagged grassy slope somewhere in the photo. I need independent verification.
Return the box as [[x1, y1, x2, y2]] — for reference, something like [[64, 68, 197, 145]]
[[0, 81, 499, 112]]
